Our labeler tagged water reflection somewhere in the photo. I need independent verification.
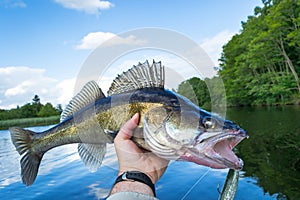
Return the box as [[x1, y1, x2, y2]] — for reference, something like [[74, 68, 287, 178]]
[[87, 183, 110, 199], [0, 131, 22, 187], [227, 106, 300, 200]]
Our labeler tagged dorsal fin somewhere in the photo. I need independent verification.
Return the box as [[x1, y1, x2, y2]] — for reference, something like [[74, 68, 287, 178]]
[[60, 81, 105, 121], [107, 60, 165, 96]]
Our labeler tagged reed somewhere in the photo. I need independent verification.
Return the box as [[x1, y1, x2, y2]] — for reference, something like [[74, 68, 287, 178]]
[[0, 116, 60, 130]]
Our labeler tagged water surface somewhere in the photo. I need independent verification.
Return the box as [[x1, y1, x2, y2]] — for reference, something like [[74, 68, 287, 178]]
[[1, 106, 299, 199]]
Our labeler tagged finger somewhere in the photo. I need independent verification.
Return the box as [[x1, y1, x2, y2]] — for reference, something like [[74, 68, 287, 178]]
[[116, 113, 139, 141], [131, 112, 139, 125]]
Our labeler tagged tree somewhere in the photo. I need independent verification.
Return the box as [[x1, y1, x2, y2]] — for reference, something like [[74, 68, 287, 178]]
[[219, 0, 300, 106], [38, 103, 61, 117], [20, 103, 36, 118], [32, 94, 42, 114], [177, 77, 210, 107], [32, 95, 40, 104], [0, 95, 62, 120], [56, 104, 63, 114]]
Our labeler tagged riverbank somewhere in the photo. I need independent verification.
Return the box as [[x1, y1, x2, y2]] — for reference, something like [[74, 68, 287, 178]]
[[0, 115, 60, 130]]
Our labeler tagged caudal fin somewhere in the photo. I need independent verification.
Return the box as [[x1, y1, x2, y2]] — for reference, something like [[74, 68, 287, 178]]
[[10, 127, 44, 186]]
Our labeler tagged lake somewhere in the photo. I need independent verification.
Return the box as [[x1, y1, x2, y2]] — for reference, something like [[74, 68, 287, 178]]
[[0, 106, 299, 199]]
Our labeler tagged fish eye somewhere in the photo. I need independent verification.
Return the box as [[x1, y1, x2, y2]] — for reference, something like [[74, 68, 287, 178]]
[[202, 117, 217, 129]]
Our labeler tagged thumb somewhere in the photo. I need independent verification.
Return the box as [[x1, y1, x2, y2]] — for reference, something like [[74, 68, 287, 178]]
[[116, 113, 139, 140]]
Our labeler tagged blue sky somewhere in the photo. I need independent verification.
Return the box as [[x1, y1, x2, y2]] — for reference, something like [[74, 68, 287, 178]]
[[0, 0, 262, 109]]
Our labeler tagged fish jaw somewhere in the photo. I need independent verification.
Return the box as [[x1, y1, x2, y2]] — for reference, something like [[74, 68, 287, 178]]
[[179, 129, 248, 170]]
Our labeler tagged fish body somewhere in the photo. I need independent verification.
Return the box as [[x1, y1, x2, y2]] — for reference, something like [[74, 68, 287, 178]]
[[10, 60, 248, 186]]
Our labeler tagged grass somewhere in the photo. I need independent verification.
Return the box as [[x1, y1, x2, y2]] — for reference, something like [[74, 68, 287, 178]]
[[0, 116, 60, 130]]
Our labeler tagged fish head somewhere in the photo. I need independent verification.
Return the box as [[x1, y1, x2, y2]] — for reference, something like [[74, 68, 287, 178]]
[[143, 105, 249, 170], [178, 111, 248, 170]]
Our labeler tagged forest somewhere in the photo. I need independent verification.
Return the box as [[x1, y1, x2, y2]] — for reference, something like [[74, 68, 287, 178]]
[[179, 0, 300, 107], [0, 95, 62, 121], [219, 0, 300, 106]]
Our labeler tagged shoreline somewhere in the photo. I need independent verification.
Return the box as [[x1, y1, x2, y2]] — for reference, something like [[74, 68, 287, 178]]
[[0, 116, 60, 130]]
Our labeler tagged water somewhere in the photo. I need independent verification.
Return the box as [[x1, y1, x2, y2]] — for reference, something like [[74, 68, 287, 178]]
[[227, 106, 300, 200], [0, 106, 299, 199]]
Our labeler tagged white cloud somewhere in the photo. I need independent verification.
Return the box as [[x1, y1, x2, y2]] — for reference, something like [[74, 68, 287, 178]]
[[54, 0, 113, 14], [0, 0, 26, 8], [5, 80, 37, 97], [0, 66, 75, 109], [11, 0, 26, 8], [0, 46, 219, 110], [56, 78, 76, 105], [97, 53, 208, 93], [200, 30, 235, 66], [76, 31, 147, 50]]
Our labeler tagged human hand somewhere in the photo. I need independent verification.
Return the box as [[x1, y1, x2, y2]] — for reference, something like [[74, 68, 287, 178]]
[[114, 113, 169, 184]]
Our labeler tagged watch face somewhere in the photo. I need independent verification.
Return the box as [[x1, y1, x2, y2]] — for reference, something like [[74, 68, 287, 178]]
[[121, 172, 134, 181]]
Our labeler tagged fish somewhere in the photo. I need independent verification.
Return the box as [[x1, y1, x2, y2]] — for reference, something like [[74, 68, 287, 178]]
[[10, 60, 248, 186], [218, 169, 240, 200]]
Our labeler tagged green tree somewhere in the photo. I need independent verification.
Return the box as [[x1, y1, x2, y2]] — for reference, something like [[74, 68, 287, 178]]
[[219, 0, 300, 106], [32, 94, 42, 114], [56, 104, 63, 114], [177, 77, 210, 107], [0, 95, 61, 121], [0, 109, 6, 120], [32, 94, 40, 104], [20, 103, 36, 118], [38, 103, 60, 117]]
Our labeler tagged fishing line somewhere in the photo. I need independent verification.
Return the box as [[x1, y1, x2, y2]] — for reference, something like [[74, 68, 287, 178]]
[[181, 167, 211, 200]]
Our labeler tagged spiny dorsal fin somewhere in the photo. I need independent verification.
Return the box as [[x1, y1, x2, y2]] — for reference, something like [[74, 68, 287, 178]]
[[60, 81, 105, 121], [107, 60, 165, 96], [78, 143, 106, 172]]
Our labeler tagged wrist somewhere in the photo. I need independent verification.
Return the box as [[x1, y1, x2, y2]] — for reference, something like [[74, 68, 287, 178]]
[[112, 171, 156, 197], [110, 181, 154, 196], [118, 170, 157, 184]]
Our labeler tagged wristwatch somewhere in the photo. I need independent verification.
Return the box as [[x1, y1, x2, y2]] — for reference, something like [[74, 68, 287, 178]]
[[114, 171, 156, 197]]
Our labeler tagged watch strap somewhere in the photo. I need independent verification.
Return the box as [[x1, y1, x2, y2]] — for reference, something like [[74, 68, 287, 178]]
[[114, 171, 156, 197]]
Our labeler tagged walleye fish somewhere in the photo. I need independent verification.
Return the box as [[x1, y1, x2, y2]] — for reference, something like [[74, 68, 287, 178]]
[[10, 60, 248, 186]]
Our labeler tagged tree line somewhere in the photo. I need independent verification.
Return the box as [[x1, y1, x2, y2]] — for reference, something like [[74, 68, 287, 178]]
[[0, 95, 62, 120], [178, 0, 300, 107], [219, 0, 300, 106]]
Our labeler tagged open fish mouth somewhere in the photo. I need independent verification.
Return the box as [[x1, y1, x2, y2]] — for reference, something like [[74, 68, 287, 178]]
[[180, 129, 248, 170]]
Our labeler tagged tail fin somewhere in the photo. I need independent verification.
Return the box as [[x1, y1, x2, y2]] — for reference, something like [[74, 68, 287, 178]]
[[10, 127, 44, 186]]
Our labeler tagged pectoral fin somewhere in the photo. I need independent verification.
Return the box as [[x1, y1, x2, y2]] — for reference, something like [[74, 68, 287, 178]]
[[78, 143, 106, 172]]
